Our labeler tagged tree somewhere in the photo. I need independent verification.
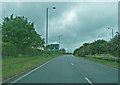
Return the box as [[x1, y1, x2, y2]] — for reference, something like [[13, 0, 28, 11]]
[[59, 48, 66, 53], [32, 34, 45, 48], [2, 14, 45, 56], [2, 14, 45, 49], [109, 34, 119, 57], [89, 40, 109, 54], [2, 42, 16, 57], [73, 40, 110, 57]]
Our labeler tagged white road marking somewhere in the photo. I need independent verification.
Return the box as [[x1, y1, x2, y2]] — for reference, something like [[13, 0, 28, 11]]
[[85, 77, 93, 85], [71, 63, 74, 66], [12, 62, 49, 83]]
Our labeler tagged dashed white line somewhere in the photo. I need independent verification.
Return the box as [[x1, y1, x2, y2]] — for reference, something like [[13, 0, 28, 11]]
[[85, 77, 93, 85], [71, 63, 74, 66], [12, 62, 49, 83]]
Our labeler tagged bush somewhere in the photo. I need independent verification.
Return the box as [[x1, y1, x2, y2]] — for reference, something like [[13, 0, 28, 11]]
[[73, 38, 118, 57], [2, 42, 16, 57]]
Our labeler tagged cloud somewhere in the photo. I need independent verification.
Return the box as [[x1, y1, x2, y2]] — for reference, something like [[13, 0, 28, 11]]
[[49, 2, 118, 52], [2, 2, 118, 52], [49, 8, 77, 33]]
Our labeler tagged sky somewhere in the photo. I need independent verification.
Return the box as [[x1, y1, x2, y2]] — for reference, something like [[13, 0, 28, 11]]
[[1, 2, 118, 53]]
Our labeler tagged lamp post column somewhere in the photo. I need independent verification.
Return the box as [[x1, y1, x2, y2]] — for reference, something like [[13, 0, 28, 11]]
[[45, 8, 49, 57]]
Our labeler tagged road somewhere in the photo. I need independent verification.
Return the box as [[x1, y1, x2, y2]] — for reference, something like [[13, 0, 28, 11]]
[[11, 55, 118, 84]]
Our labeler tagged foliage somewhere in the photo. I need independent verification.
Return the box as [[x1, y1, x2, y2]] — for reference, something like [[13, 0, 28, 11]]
[[109, 34, 119, 57], [2, 14, 45, 57], [73, 34, 119, 57], [2, 14, 45, 48], [2, 42, 16, 57], [59, 48, 66, 53]]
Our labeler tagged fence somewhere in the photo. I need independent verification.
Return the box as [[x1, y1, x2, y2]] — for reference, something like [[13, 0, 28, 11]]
[[85, 55, 119, 62]]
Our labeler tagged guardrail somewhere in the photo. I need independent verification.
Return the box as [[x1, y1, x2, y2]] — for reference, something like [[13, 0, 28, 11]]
[[85, 55, 119, 62]]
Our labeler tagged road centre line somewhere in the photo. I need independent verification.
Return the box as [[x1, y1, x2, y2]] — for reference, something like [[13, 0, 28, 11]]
[[85, 77, 94, 85], [71, 62, 74, 66]]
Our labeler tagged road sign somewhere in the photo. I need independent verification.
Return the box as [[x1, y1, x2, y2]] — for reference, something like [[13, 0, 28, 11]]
[[50, 44, 59, 52]]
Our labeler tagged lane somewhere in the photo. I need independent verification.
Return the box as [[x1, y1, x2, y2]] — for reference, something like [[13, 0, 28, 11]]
[[13, 55, 118, 83], [67, 55, 118, 83], [16, 55, 88, 83]]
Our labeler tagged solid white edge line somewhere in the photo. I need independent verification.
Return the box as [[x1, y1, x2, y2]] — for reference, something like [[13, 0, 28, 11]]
[[85, 77, 93, 85], [12, 62, 49, 83]]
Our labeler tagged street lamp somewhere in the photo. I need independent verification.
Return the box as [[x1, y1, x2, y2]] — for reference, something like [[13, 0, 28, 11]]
[[46, 6, 56, 47], [58, 35, 63, 49], [116, 32, 119, 35], [108, 28, 113, 38], [45, 6, 56, 57]]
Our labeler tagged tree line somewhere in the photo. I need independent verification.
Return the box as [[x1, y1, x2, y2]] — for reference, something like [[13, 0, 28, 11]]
[[73, 34, 120, 57], [2, 14, 45, 57]]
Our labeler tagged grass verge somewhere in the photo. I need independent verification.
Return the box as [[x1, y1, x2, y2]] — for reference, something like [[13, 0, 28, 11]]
[[76, 56, 118, 68], [2, 56, 38, 65], [2, 54, 62, 80]]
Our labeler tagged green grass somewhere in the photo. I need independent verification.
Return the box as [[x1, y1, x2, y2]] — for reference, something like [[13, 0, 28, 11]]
[[2, 54, 62, 80], [2, 56, 38, 65], [76, 56, 118, 68]]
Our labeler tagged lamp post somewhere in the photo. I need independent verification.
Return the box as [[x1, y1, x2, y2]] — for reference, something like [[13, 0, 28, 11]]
[[46, 6, 56, 57], [58, 35, 63, 49], [108, 28, 114, 56], [46, 8, 48, 47], [46, 6, 56, 47], [108, 28, 113, 38]]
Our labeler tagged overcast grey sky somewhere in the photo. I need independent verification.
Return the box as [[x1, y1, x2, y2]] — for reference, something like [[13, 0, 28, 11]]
[[2, 2, 118, 52]]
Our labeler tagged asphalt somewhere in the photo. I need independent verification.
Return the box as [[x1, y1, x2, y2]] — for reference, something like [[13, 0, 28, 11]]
[[11, 55, 118, 83]]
